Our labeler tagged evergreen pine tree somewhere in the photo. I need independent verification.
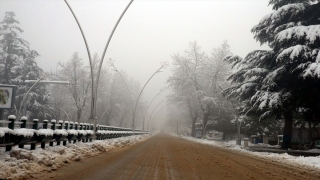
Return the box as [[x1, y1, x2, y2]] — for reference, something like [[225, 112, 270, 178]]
[[223, 0, 320, 148], [0, 12, 51, 120]]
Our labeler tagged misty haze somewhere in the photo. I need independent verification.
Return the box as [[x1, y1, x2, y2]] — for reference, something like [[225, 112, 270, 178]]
[[0, 0, 320, 179]]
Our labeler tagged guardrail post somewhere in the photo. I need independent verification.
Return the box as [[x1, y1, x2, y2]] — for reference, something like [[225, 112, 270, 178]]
[[59, 120, 67, 146], [63, 121, 71, 145], [58, 120, 63, 130], [95, 124, 99, 140], [31, 119, 38, 150], [5, 115, 16, 151], [82, 123, 86, 142], [41, 119, 47, 149], [18, 116, 28, 148], [20, 116, 27, 128], [70, 122, 73, 130], [50, 119, 56, 146], [43, 119, 48, 129], [74, 122, 78, 130], [64, 121, 69, 130], [90, 124, 93, 141], [86, 123, 89, 142], [69, 121, 74, 142], [8, 115, 15, 130]]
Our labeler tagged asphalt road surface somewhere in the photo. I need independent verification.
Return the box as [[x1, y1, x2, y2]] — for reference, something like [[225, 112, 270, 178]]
[[33, 133, 319, 180]]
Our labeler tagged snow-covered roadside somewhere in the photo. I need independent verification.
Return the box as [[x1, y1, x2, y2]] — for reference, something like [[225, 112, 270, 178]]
[[175, 134, 320, 171], [0, 134, 151, 180]]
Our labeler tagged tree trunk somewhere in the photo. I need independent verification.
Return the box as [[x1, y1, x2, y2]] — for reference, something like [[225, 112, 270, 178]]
[[77, 108, 82, 123], [202, 112, 209, 139], [191, 117, 196, 137], [3, 55, 10, 84], [105, 115, 111, 126], [119, 111, 127, 127], [176, 122, 179, 135], [142, 118, 145, 130], [282, 109, 293, 149], [222, 132, 226, 140], [308, 120, 312, 141]]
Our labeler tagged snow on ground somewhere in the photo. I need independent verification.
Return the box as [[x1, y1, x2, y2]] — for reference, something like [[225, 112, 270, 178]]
[[0, 134, 151, 180], [175, 134, 320, 172]]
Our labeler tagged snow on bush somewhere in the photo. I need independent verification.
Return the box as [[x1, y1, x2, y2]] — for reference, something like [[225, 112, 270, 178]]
[[0, 134, 151, 180]]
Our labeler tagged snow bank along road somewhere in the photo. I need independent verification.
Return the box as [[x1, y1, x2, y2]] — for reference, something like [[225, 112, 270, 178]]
[[33, 133, 319, 180]]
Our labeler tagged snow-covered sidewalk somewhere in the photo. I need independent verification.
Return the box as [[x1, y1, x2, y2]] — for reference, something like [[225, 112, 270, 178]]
[[0, 134, 151, 180], [176, 134, 320, 171]]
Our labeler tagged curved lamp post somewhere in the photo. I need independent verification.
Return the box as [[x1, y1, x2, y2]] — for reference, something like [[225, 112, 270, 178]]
[[130, 92, 146, 129], [149, 106, 164, 131], [132, 62, 169, 130], [64, 0, 134, 136], [108, 59, 134, 118], [60, 107, 70, 121], [148, 102, 164, 131], [143, 87, 166, 130]]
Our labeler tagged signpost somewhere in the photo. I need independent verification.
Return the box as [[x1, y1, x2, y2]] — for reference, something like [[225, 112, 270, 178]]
[[0, 84, 16, 120]]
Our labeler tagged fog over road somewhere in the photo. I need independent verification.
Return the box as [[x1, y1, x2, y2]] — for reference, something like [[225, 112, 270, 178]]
[[34, 134, 319, 180]]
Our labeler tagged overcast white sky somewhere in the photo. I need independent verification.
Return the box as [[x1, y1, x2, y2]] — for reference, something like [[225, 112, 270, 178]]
[[0, 0, 272, 127]]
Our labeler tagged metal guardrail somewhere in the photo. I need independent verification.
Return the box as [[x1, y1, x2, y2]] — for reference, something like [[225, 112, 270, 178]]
[[0, 115, 150, 152]]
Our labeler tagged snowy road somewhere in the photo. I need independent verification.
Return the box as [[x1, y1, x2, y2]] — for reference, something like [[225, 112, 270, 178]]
[[33, 133, 319, 180]]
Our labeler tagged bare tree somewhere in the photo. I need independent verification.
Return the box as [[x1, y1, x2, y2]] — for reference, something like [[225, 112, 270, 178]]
[[54, 52, 90, 123], [168, 41, 235, 138]]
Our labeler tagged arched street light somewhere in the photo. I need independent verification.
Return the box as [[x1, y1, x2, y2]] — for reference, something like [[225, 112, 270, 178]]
[[130, 92, 146, 129], [149, 106, 164, 131], [148, 102, 164, 131], [132, 62, 169, 130], [64, 0, 134, 137], [108, 59, 134, 119], [143, 87, 166, 130], [148, 100, 163, 124]]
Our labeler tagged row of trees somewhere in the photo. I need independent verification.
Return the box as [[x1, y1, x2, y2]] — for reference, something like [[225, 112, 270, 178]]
[[0, 12, 146, 128], [167, 41, 236, 139], [48, 52, 144, 126]]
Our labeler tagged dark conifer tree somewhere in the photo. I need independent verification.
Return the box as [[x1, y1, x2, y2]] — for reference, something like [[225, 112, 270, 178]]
[[0, 12, 51, 120], [223, 0, 320, 148]]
